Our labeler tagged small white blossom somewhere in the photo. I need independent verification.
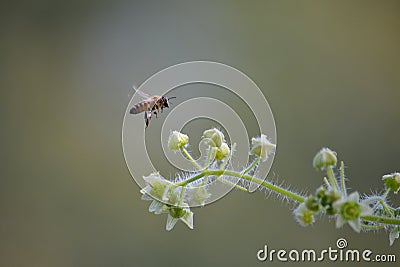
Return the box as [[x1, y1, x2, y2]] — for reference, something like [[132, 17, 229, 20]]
[[168, 131, 189, 150], [293, 202, 315, 226], [186, 184, 211, 206], [249, 134, 276, 162], [202, 128, 225, 147], [166, 203, 194, 231], [333, 192, 372, 233]]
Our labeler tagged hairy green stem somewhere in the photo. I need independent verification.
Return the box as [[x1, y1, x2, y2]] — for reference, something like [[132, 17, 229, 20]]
[[174, 167, 400, 227], [241, 156, 260, 175], [340, 161, 347, 197], [326, 166, 339, 191], [176, 169, 305, 203], [361, 215, 400, 226], [217, 176, 248, 192]]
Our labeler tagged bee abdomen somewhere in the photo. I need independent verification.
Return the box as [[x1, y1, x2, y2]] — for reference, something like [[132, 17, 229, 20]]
[[130, 101, 149, 114]]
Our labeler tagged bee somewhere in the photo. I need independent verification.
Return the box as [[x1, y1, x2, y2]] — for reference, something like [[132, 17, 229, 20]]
[[129, 88, 176, 128]]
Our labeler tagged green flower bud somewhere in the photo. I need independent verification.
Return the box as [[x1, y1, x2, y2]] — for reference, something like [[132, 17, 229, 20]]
[[168, 131, 189, 150], [305, 196, 321, 212], [215, 142, 230, 160], [313, 148, 337, 170], [316, 186, 326, 199], [202, 128, 225, 147], [382, 172, 400, 194]]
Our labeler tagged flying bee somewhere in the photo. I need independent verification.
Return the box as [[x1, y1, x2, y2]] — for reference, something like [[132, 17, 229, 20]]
[[129, 88, 176, 128]]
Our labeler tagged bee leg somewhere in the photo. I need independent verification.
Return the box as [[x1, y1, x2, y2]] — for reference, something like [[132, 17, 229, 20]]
[[145, 111, 152, 128], [153, 111, 158, 118]]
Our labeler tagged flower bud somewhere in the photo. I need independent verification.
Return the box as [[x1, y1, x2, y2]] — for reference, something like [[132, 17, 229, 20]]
[[382, 172, 400, 194], [202, 128, 225, 147], [305, 196, 321, 212], [313, 148, 337, 170], [168, 131, 189, 150], [249, 134, 276, 162], [215, 142, 230, 160]]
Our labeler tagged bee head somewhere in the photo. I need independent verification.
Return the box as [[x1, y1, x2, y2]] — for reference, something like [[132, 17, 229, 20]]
[[161, 96, 170, 108], [163, 96, 176, 108]]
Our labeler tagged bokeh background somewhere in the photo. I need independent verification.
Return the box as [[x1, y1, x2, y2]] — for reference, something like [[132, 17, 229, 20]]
[[1, 0, 400, 266]]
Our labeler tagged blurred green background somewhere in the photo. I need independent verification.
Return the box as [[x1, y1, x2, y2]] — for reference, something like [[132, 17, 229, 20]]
[[1, 0, 400, 266]]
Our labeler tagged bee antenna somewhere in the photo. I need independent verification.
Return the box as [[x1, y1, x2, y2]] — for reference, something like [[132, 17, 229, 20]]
[[168, 96, 177, 100]]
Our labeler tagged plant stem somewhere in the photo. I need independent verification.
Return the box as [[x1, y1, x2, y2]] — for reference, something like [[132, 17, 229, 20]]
[[326, 166, 339, 191], [217, 176, 248, 192], [241, 156, 260, 175], [172, 169, 400, 227], [181, 147, 203, 170], [176, 169, 305, 203], [340, 161, 347, 197], [323, 177, 331, 189], [361, 215, 400, 226]]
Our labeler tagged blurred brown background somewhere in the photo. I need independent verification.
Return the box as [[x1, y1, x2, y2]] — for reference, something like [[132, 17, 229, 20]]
[[1, 0, 400, 266]]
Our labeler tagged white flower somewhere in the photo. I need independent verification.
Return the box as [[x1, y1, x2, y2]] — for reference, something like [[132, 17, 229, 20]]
[[313, 148, 337, 170], [140, 172, 194, 231], [293, 202, 315, 226], [249, 134, 276, 162], [333, 192, 372, 233], [168, 131, 189, 150], [140, 172, 171, 201], [166, 203, 194, 231], [202, 128, 225, 147], [186, 184, 211, 206]]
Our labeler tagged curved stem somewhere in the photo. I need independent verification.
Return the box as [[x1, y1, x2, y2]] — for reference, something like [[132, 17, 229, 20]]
[[181, 147, 203, 170], [241, 156, 260, 175]]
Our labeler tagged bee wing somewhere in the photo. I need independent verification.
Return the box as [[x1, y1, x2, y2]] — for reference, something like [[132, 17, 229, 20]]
[[133, 85, 151, 99]]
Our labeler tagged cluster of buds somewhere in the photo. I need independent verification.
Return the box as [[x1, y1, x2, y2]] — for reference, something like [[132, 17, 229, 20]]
[[202, 128, 230, 160], [295, 148, 372, 233]]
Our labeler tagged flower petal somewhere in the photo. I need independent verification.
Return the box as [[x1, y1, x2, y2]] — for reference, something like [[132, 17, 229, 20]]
[[389, 227, 400, 246], [166, 214, 179, 231], [149, 200, 163, 213], [335, 215, 346, 228], [141, 193, 153, 201], [180, 211, 194, 229], [347, 192, 360, 203], [359, 203, 373, 216], [348, 219, 361, 233]]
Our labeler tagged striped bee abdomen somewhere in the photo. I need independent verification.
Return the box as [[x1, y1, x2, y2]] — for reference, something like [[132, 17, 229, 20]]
[[130, 100, 150, 114]]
